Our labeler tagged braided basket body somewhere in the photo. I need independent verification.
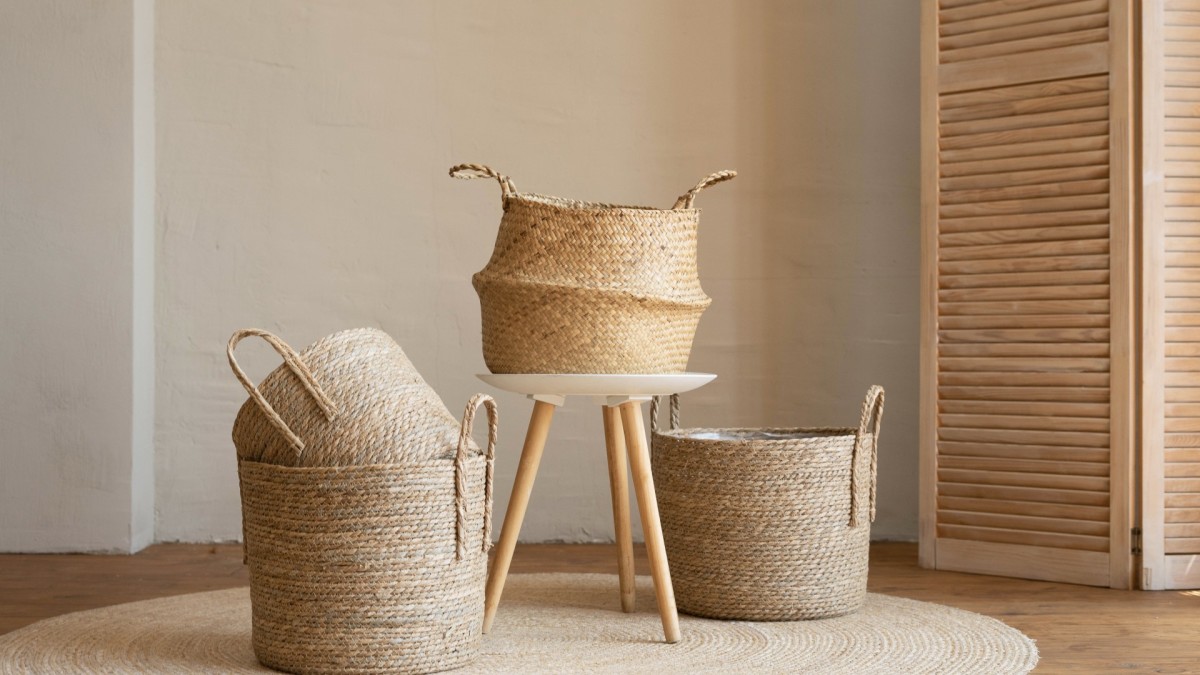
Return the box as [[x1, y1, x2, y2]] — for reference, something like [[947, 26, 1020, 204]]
[[453, 164, 735, 374], [227, 329, 499, 674], [239, 458, 489, 674], [650, 386, 884, 621]]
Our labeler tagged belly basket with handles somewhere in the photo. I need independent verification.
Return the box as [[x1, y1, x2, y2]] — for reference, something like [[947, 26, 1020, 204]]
[[451, 163, 735, 375]]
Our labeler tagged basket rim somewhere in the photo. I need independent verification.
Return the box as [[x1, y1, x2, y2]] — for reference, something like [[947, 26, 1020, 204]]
[[236, 454, 486, 473], [653, 426, 874, 443], [508, 191, 701, 216]]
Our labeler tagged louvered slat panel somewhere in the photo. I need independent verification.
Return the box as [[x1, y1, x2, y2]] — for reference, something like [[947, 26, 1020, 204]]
[[939, 385, 1111, 403], [1160, 2, 1200, 558], [939, 481, 1110, 506], [941, 167, 1110, 191], [940, 509, 1111, 536], [938, 285, 1111, 302], [939, 371, 1109, 386], [939, 495, 1110, 521], [940, 453, 1111, 475], [940, 412, 1110, 432], [1167, 538, 1200, 553], [939, 207, 1110, 232], [932, 0, 1115, 564], [939, 10, 1108, 53], [939, 315, 1110, 330], [938, 439, 1109, 462], [939, 342, 1109, 357], [941, 136, 1109, 165], [939, 325, 1110, 340], [937, 523, 1110, 551], [1167, 493, 1200, 507]]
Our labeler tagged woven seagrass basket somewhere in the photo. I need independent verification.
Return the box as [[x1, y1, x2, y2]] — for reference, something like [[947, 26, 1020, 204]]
[[227, 328, 498, 675], [451, 163, 735, 374], [650, 385, 884, 621]]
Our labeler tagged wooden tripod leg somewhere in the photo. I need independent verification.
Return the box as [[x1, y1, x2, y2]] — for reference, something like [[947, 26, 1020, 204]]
[[620, 401, 681, 644], [602, 405, 636, 613], [482, 399, 556, 634]]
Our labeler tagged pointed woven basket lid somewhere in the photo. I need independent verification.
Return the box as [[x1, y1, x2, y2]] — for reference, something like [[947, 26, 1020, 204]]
[[228, 327, 472, 466]]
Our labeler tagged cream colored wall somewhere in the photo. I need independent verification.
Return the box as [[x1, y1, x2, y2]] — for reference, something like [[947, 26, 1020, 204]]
[[0, 0, 155, 552], [155, 0, 920, 543]]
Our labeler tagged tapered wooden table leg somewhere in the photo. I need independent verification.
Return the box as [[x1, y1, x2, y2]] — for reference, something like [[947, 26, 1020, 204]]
[[482, 399, 556, 634], [602, 405, 636, 613], [619, 401, 680, 643]]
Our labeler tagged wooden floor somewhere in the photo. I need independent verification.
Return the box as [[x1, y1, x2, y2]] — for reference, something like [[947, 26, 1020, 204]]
[[2, 542, 1197, 673]]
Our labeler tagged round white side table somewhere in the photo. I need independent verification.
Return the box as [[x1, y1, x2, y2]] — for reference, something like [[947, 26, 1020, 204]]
[[476, 373, 717, 644]]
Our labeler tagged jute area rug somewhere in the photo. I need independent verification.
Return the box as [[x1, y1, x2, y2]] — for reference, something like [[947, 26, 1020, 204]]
[[0, 573, 1037, 674]]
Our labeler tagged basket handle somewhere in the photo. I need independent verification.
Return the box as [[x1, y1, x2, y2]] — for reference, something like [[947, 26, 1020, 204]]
[[672, 170, 737, 209], [450, 163, 517, 205], [649, 394, 681, 434], [850, 385, 885, 527], [226, 329, 339, 456], [455, 393, 499, 561]]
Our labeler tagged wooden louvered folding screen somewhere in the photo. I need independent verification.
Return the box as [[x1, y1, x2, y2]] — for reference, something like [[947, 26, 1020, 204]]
[[920, 0, 1135, 588], [1142, 0, 1200, 590]]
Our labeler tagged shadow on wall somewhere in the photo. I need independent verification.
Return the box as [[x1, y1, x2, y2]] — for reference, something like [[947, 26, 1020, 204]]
[[737, 1, 921, 539], [552, 0, 921, 540], [151, 0, 920, 546]]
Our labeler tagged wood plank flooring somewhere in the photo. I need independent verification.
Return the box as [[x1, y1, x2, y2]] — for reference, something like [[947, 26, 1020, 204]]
[[2, 542, 1198, 673]]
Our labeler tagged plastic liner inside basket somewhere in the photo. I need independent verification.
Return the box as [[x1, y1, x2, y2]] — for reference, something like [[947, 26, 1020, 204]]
[[228, 327, 474, 467], [681, 430, 844, 441]]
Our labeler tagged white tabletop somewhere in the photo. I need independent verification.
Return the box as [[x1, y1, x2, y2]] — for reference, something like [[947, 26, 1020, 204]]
[[476, 373, 716, 398]]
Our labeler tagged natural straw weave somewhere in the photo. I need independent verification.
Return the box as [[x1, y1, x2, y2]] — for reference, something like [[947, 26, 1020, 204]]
[[227, 328, 499, 674], [451, 163, 735, 374], [651, 385, 885, 621], [237, 394, 496, 675], [229, 328, 468, 466]]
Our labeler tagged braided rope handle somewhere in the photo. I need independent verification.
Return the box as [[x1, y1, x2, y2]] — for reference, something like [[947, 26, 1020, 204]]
[[649, 394, 681, 434], [673, 169, 737, 209], [849, 385, 885, 527], [649, 394, 680, 467], [227, 329, 339, 456], [449, 163, 517, 205], [455, 393, 499, 561]]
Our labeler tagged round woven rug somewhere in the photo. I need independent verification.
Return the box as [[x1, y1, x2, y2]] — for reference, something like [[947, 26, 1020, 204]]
[[0, 573, 1037, 674]]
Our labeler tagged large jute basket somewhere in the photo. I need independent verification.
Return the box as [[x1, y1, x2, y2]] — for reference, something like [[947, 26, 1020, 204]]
[[451, 163, 736, 374], [227, 329, 498, 674], [650, 386, 884, 621]]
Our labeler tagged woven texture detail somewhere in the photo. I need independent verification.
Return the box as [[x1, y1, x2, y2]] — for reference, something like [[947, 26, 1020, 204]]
[[229, 328, 468, 466], [238, 458, 490, 674], [452, 164, 734, 374], [651, 386, 885, 621]]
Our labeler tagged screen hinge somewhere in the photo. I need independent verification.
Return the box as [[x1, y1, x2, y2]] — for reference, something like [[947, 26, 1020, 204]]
[[1132, 527, 1143, 555]]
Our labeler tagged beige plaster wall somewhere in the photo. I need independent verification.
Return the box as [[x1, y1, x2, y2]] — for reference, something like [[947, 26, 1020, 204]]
[[155, 0, 920, 543], [0, 0, 155, 552]]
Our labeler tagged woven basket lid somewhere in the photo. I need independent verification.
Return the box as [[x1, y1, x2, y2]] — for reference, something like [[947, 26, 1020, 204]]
[[228, 327, 473, 467]]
